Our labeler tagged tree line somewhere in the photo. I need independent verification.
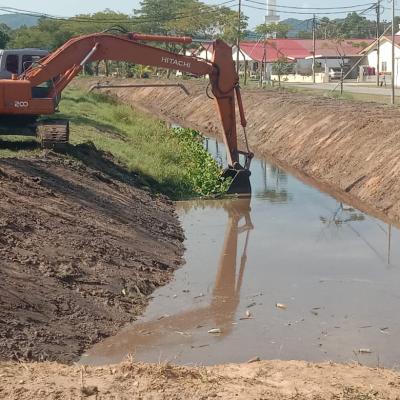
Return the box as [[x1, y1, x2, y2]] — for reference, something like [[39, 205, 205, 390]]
[[257, 12, 400, 40], [0, 0, 247, 50], [1, 3, 397, 52]]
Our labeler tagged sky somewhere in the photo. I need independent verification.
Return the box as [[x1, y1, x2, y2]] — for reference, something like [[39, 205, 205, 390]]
[[0, 0, 393, 29]]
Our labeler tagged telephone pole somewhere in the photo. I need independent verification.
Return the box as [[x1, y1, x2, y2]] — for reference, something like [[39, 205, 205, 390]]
[[391, 0, 396, 104], [236, 0, 242, 76], [376, 0, 381, 87], [312, 14, 316, 84]]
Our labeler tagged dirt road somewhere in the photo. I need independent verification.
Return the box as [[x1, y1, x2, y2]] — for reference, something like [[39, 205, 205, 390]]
[[0, 145, 184, 363], [81, 78, 400, 226], [1, 360, 400, 399]]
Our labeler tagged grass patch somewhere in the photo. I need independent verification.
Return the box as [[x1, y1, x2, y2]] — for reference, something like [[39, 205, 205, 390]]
[[0, 88, 228, 199], [0, 136, 41, 158]]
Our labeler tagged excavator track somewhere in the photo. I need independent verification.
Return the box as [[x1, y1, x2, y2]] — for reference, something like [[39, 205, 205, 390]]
[[37, 120, 70, 149]]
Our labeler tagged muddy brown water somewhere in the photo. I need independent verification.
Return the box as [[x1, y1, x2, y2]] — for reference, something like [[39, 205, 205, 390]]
[[81, 139, 400, 369]]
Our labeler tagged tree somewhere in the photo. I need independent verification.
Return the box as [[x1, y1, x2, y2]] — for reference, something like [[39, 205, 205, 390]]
[[255, 22, 291, 39], [298, 31, 312, 39], [135, 0, 247, 42], [0, 23, 10, 48], [272, 57, 294, 86]]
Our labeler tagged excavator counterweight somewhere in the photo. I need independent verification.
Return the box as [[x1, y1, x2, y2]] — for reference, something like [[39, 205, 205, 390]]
[[0, 32, 253, 194]]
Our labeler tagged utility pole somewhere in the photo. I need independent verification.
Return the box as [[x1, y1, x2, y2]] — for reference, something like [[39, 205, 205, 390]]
[[236, 0, 242, 76], [312, 14, 316, 84], [391, 0, 396, 104], [264, 35, 268, 85], [376, 0, 381, 87]]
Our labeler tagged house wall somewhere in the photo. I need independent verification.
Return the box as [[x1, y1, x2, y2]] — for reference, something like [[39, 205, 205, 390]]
[[271, 73, 326, 83], [295, 58, 357, 76], [365, 40, 400, 73]]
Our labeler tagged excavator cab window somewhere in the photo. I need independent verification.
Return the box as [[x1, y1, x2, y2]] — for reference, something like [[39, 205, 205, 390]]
[[22, 55, 42, 72], [5, 55, 18, 74]]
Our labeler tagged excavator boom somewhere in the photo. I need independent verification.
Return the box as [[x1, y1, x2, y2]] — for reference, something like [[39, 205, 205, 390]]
[[0, 32, 253, 194]]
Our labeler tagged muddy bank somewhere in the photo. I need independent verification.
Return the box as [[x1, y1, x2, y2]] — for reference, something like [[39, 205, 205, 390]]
[[80, 78, 400, 225], [1, 360, 400, 399], [0, 145, 184, 363]]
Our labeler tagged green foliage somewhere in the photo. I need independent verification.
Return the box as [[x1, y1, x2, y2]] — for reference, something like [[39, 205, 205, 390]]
[[255, 23, 291, 39], [297, 30, 312, 39], [6, 4, 248, 52], [313, 13, 377, 40], [57, 88, 229, 199], [171, 127, 231, 196], [0, 23, 10, 48], [135, 0, 247, 41], [9, 19, 74, 49], [272, 57, 294, 77]]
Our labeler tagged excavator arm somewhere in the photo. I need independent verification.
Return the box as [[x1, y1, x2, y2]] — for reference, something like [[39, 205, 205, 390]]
[[0, 32, 253, 193]]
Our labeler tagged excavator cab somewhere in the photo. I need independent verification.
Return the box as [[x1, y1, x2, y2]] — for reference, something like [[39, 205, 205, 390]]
[[0, 49, 48, 79]]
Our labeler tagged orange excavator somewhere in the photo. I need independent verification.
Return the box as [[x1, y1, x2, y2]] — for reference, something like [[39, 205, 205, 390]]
[[0, 32, 253, 193]]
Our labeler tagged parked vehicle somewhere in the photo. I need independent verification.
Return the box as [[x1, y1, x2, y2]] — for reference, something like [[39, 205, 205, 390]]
[[328, 67, 343, 80]]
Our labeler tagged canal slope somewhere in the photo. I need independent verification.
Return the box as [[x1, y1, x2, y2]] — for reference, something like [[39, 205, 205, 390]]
[[80, 78, 400, 226], [0, 149, 184, 363]]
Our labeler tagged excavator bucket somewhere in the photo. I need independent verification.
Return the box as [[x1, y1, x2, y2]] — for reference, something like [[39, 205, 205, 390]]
[[223, 167, 252, 195]]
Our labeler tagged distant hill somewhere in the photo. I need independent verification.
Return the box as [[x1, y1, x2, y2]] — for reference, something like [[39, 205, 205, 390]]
[[282, 18, 313, 38], [0, 14, 40, 29]]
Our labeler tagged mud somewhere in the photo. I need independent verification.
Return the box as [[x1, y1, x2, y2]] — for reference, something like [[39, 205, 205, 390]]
[[0, 144, 184, 363], [1, 360, 400, 399], [79, 78, 400, 226]]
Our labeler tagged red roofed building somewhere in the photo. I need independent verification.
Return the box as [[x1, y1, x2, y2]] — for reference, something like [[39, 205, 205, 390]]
[[231, 38, 371, 81], [193, 38, 372, 82]]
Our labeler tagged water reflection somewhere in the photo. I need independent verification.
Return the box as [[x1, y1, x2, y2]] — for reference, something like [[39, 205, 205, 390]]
[[319, 202, 393, 265], [81, 198, 253, 365], [82, 138, 400, 368]]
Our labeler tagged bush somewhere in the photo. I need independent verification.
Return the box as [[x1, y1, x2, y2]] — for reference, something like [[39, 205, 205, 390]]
[[171, 127, 231, 197]]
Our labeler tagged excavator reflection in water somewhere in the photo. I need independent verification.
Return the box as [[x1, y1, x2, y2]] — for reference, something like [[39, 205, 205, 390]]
[[81, 197, 253, 365]]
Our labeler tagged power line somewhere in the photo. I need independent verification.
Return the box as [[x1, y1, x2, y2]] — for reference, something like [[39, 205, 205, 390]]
[[248, 0, 376, 10], [0, 1, 239, 25], [243, 2, 377, 15]]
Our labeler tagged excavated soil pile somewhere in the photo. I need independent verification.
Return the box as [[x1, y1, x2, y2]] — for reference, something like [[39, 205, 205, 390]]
[[80, 78, 400, 225], [0, 145, 184, 363], [1, 360, 400, 399]]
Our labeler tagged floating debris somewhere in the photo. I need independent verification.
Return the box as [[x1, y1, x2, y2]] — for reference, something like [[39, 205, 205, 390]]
[[246, 310, 252, 318], [191, 344, 210, 349], [276, 303, 287, 310], [194, 293, 205, 299], [208, 328, 222, 334], [175, 331, 191, 337], [247, 356, 260, 363], [358, 348, 372, 354]]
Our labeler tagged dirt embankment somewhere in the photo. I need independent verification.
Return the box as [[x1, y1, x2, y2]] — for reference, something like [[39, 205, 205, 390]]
[[0, 145, 184, 363], [81, 78, 400, 225], [1, 360, 400, 399]]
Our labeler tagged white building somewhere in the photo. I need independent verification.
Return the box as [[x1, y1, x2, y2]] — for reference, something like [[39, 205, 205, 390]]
[[360, 35, 400, 85], [265, 0, 280, 24]]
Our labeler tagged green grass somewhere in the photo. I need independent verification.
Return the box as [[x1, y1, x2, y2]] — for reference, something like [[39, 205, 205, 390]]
[[0, 88, 228, 199], [0, 136, 42, 158]]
